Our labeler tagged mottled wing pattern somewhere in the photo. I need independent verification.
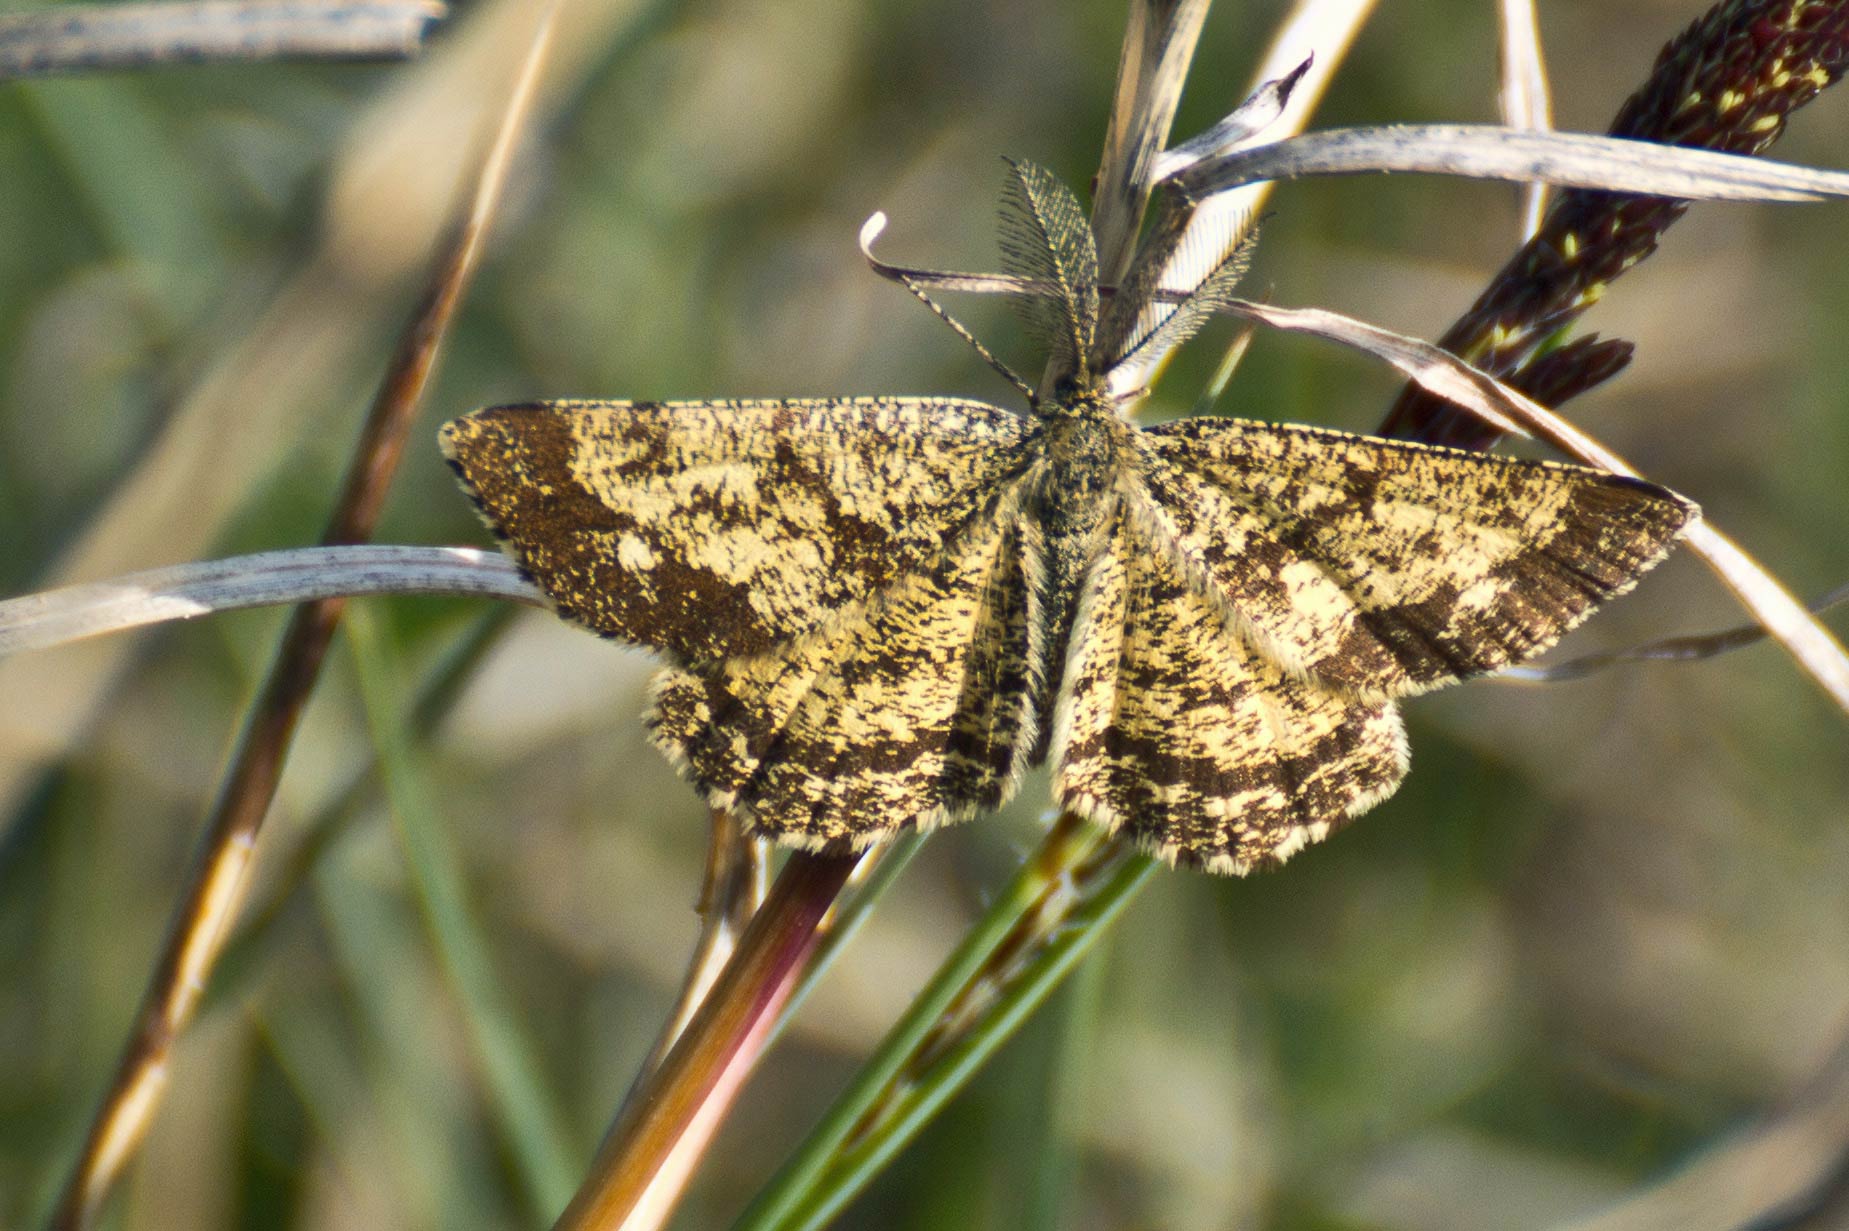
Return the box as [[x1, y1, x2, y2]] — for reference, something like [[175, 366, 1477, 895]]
[[1052, 507, 1407, 874], [440, 399, 1035, 662], [1134, 418, 1696, 698], [648, 490, 1042, 847]]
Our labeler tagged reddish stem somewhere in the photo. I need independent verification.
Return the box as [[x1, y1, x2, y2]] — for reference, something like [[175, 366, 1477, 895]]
[[551, 850, 858, 1231]]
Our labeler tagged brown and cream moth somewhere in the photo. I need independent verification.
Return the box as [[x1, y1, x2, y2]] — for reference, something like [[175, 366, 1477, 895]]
[[441, 163, 1695, 875]]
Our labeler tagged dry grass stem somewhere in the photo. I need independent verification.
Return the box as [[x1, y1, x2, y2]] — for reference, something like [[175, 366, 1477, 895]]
[[1503, 581, 1849, 681], [0, 0, 644, 821], [0, 1, 444, 80], [632, 811, 769, 1083], [1090, 0, 1211, 288], [1497, 0, 1554, 234], [45, 10, 555, 1226], [552, 851, 860, 1231], [1108, 0, 1377, 396], [1172, 124, 1849, 202], [0, 546, 540, 656]]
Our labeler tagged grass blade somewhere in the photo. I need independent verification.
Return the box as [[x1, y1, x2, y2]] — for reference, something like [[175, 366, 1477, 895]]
[[44, 11, 555, 1221], [733, 819, 1155, 1231], [1174, 124, 1849, 202], [346, 605, 580, 1218], [743, 831, 1156, 1231], [1496, 0, 1553, 235]]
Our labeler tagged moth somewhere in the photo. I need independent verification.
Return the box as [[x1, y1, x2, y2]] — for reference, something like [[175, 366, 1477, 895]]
[[441, 162, 1695, 875]]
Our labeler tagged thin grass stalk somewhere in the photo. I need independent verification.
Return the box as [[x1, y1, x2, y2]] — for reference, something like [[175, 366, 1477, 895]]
[[345, 606, 579, 1217], [581, 832, 924, 1231], [1089, 0, 1211, 288], [1496, 0, 1553, 235], [782, 854, 1155, 1231], [783, 832, 928, 1018], [551, 849, 860, 1231], [629, 812, 769, 1085], [44, 13, 553, 1226], [1107, 0, 1377, 396], [1500, 581, 1849, 681], [1023, 939, 1110, 1231], [732, 816, 1101, 1231], [626, 823, 930, 1103]]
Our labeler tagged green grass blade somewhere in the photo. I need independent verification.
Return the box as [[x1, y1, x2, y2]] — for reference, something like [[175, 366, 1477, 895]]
[[1024, 930, 1109, 1231], [732, 823, 1099, 1231], [310, 864, 477, 1227], [345, 607, 580, 1219], [735, 819, 1156, 1231], [773, 850, 1155, 1231]]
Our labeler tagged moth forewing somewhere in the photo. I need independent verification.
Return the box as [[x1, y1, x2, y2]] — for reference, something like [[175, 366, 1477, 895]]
[[439, 397, 1036, 662]]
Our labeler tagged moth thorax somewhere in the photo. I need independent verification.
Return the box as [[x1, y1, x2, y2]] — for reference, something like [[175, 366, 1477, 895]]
[[1041, 399, 1122, 498]]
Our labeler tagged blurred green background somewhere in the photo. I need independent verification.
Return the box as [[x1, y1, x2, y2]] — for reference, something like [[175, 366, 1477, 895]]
[[3, 0, 1849, 1227]]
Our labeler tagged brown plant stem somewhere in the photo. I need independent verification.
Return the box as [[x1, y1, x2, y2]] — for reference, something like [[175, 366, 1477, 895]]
[[45, 11, 554, 1228], [552, 849, 860, 1231], [213, 607, 514, 994], [0, 1, 444, 80], [632, 810, 769, 1084]]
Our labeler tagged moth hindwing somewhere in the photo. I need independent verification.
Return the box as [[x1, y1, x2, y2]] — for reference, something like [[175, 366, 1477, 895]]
[[443, 163, 1696, 875]]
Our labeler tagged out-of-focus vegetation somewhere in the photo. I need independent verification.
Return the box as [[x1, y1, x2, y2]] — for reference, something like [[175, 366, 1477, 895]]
[[3, 1, 1848, 1228]]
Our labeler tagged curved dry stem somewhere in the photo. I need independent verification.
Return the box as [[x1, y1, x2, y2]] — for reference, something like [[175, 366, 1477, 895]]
[[46, 11, 555, 1227], [1107, 0, 1376, 397], [0, 545, 541, 657], [1501, 581, 1849, 682], [1088, 0, 1211, 287]]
